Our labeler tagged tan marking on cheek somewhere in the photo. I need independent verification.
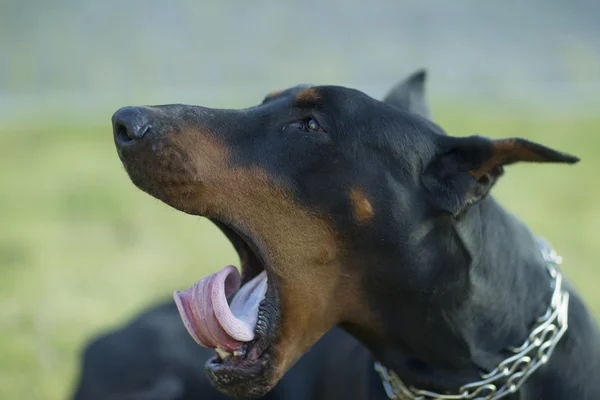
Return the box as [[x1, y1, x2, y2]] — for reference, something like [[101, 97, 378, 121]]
[[316, 247, 336, 265], [349, 188, 374, 223], [202, 167, 349, 378], [148, 128, 370, 384], [295, 88, 321, 103], [164, 128, 340, 281]]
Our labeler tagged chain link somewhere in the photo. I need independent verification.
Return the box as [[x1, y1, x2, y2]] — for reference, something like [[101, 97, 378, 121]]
[[374, 238, 570, 400]]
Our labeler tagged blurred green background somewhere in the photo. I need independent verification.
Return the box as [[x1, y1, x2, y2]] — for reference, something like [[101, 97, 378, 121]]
[[1, 1, 599, 399]]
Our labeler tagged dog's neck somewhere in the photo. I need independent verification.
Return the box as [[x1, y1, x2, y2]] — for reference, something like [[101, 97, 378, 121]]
[[344, 196, 597, 397], [448, 197, 554, 372]]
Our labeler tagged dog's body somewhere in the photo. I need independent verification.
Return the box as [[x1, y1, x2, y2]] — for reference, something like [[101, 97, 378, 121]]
[[93, 69, 599, 399]]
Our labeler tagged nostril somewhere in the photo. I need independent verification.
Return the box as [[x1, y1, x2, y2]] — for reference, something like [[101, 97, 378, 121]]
[[115, 123, 133, 144]]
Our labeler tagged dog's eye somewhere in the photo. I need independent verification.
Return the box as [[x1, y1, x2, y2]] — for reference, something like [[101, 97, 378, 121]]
[[305, 118, 323, 132], [283, 118, 326, 134]]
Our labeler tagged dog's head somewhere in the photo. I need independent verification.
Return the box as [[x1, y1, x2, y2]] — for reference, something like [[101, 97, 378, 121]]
[[112, 71, 577, 398]]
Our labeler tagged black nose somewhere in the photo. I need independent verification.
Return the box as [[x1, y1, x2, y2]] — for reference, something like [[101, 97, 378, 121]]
[[112, 106, 152, 144]]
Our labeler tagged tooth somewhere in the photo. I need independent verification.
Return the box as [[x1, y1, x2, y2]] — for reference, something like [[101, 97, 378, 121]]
[[216, 347, 232, 360]]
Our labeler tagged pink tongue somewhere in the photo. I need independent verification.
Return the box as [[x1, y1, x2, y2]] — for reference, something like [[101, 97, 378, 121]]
[[173, 265, 268, 351]]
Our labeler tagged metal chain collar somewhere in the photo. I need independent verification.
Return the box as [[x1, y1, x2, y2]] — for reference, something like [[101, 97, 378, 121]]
[[374, 238, 570, 400]]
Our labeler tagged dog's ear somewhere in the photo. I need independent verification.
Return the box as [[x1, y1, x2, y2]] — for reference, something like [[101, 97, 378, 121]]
[[422, 135, 579, 216], [383, 69, 431, 120]]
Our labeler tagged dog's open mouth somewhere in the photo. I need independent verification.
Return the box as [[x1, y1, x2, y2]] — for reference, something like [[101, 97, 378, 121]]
[[173, 219, 280, 388]]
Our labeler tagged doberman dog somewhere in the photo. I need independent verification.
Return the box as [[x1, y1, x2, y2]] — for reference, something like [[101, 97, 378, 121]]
[[72, 70, 432, 400], [110, 69, 600, 400]]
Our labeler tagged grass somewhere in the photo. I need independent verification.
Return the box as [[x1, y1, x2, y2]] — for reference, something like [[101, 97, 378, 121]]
[[0, 103, 598, 400]]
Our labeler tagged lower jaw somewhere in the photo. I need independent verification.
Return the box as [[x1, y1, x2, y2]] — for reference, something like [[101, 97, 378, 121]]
[[198, 220, 282, 397], [205, 349, 276, 399], [204, 286, 281, 397]]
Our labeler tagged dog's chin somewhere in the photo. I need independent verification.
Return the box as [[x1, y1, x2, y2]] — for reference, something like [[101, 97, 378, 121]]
[[204, 345, 278, 399]]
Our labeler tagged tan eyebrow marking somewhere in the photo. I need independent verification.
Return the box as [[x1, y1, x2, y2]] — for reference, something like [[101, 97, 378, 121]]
[[294, 88, 321, 104], [265, 89, 284, 100]]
